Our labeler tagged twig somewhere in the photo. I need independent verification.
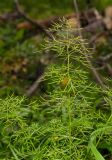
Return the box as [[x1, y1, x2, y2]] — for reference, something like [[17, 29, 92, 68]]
[[89, 32, 105, 45], [14, 0, 54, 96], [73, 0, 105, 88], [26, 75, 44, 97], [99, 53, 112, 62], [83, 19, 105, 33], [26, 52, 54, 97], [0, 8, 107, 41], [14, 0, 53, 39], [96, 65, 106, 71], [106, 64, 112, 76]]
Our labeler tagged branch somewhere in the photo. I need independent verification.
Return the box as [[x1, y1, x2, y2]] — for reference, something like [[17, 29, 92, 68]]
[[26, 75, 44, 97], [26, 52, 54, 97], [73, 0, 106, 89], [14, 0, 53, 39]]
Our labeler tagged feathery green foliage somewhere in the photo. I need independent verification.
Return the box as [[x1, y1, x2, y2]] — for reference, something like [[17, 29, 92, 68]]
[[0, 23, 112, 160]]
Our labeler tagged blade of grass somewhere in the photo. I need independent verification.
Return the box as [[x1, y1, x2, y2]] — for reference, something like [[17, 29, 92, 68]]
[[89, 141, 105, 160], [9, 145, 20, 160]]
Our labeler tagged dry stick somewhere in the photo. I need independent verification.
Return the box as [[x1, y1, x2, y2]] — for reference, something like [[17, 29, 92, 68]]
[[14, 0, 54, 96], [26, 52, 53, 97], [14, 0, 53, 39], [97, 54, 112, 76], [73, 0, 105, 88], [26, 75, 44, 97], [99, 53, 112, 62], [89, 32, 106, 45], [106, 64, 112, 76], [0, 10, 106, 40]]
